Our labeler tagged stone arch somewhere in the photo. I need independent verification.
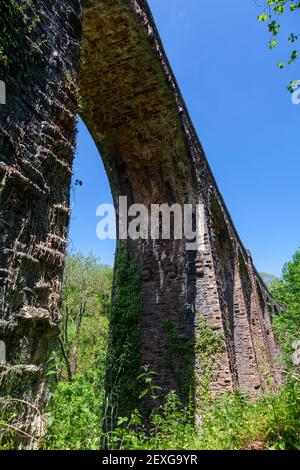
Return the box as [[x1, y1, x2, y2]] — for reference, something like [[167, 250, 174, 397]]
[[0, 0, 281, 443]]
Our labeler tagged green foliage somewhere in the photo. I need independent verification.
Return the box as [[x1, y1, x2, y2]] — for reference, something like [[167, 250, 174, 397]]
[[257, 0, 299, 88], [4, 246, 298, 451], [270, 248, 300, 366], [105, 242, 142, 422], [0, 0, 42, 75], [58, 252, 111, 381], [105, 378, 300, 450], [163, 316, 224, 402], [107, 390, 194, 451], [195, 317, 225, 389], [198, 378, 300, 450], [105, 248, 300, 451], [0, 399, 17, 450], [137, 366, 162, 402], [62, 251, 112, 319], [42, 252, 111, 450], [43, 370, 104, 450], [0, 0, 24, 69]]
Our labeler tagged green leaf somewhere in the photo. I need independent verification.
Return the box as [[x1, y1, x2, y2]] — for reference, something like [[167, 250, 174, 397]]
[[257, 13, 270, 22], [288, 33, 298, 43], [289, 50, 298, 64], [139, 388, 149, 399]]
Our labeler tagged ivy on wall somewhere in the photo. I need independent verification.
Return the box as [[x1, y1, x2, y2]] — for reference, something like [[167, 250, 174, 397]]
[[195, 317, 225, 402], [164, 315, 225, 408], [0, 1, 40, 68], [105, 242, 142, 424]]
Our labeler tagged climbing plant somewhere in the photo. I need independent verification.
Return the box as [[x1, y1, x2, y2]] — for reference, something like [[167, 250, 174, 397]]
[[164, 315, 225, 406], [195, 317, 225, 403], [105, 242, 142, 425], [0, 0, 42, 74]]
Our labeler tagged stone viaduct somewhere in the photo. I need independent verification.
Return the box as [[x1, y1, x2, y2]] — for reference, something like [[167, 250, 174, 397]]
[[0, 0, 281, 443]]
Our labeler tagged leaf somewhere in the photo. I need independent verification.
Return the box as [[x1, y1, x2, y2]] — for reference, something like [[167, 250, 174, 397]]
[[288, 50, 298, 64], [288, 33, 298, 43], [277, 61, 285, 69], [257, 13, 270, 22], [139, 388, 149, 399], [46, 370, 58, 377], [117, 416, 128, 426]]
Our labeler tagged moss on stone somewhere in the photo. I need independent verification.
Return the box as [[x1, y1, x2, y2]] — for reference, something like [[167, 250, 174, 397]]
[[105, 241, 142, 421], [0, 0, 43, 80]]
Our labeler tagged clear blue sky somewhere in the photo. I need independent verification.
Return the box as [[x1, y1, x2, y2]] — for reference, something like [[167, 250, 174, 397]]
[[69, 0, 299, 276]]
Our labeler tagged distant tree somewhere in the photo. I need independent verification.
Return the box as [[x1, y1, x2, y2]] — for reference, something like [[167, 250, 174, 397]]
[[260, 272, 278, 285], [269, 248, 300, 362], [59, 252, 113, 381]]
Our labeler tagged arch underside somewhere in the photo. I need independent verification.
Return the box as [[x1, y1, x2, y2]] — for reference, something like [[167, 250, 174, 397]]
[[80, 0, 281, 401], [0, 0, 281, 443]]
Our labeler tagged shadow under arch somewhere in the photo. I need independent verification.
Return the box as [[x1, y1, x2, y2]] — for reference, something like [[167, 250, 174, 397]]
[[79, 0, 200, 418]]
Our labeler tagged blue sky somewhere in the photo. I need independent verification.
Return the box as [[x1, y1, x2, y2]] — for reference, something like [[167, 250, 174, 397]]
[[69, 0, 299, 276]]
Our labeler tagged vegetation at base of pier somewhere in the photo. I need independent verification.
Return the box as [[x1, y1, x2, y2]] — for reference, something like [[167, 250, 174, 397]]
[[104, 242, 142, 424], [1, 248, 300, 450]]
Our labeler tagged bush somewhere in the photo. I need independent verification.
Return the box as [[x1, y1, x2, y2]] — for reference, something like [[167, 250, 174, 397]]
[[43, 370, 103, 450], [105, 378, 300, 451]]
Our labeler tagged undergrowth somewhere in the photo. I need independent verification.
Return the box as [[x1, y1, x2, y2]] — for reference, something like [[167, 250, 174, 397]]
[[1, 250, 299, 451]]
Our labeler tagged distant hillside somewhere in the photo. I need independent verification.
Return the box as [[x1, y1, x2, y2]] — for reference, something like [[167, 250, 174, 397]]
[[259, 272, 278, 286]]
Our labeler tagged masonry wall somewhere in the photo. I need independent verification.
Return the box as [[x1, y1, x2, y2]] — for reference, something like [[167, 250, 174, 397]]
[[81, 0, 282, 407], [0, 0, 82, 444]]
